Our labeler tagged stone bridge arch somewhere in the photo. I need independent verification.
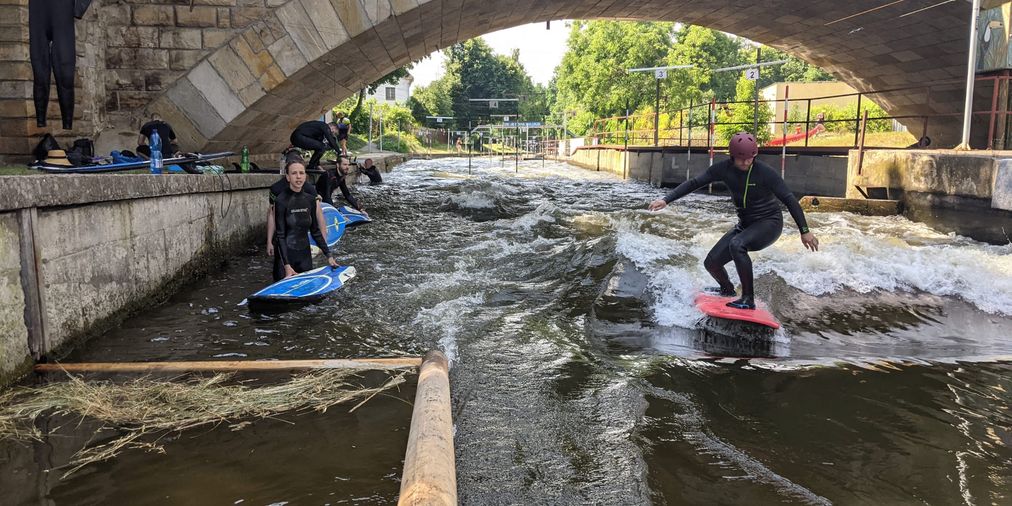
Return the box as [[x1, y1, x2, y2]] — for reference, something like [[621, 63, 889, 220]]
[[0, 0, 977, 160]]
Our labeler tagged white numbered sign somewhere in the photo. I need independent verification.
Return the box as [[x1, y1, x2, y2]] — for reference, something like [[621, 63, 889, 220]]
[[654, 69, 667, 79], [745, 67, 759, 81]]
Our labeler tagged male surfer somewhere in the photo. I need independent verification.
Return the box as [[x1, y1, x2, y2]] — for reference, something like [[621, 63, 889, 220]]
[[273, 158, 339, 280], [316, 156, 367, 214], [648, 132, 819, 310]]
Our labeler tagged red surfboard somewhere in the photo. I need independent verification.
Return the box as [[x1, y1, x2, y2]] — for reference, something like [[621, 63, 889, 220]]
[[694, 293, 781, 329]]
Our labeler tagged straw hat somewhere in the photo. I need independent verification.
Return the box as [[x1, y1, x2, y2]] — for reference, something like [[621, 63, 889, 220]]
[[44, 149, 73, 167]]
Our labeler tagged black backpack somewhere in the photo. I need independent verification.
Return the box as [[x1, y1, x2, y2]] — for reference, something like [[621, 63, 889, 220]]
[[33, 133, 61, 162]]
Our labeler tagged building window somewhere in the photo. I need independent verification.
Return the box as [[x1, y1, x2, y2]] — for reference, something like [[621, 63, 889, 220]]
[[385, 87, 396, 100]]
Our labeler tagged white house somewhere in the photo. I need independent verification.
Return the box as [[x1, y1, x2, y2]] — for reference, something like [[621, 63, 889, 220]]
[[366, 74, 414, 105]]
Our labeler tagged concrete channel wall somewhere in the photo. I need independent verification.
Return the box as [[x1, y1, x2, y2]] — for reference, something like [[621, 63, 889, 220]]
[[0, 155, 405, 387], [849, 150, 1012, 244], [0, 174, 277, 385], [568, 146, 850, 197]]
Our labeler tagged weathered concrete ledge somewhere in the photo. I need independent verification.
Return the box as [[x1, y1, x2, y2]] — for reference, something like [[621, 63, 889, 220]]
[[0, 154, 405, 388], [800, 196, 902, 216], [849, 150, 1012, 244], [0, 174, 279, 212]]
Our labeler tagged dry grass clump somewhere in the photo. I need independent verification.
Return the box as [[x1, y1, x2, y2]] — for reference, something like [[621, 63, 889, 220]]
[[0, 368, 410, 478]]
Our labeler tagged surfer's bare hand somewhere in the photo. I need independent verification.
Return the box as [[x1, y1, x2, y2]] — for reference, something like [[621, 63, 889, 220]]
[[266, 242, 273, 257], [327, 257, 338, 268], [284, 265, 297, 278], [648, 199, 667, 211], [801, 232, 819, 252]]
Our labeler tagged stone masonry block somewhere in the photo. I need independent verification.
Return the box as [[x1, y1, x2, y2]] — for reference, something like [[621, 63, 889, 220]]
[[101, 4, 130, 25], [267, 35, 307, 77], [274, 0, 328, 62], [232, 7, 268, 28], [107, 48, 170, 70], [202, 29, 234, 49], [301, 0, 348, 50], [132, 5, 174, 26], [189, 60, 245, 123], [106, 26, 160, 48], [217, 8, 231, 28], [331, 0, 373, 38], [169, 49, 206, 71], [176, 6, 218, 27], [167, 76, 226, 139], [208, 45, 257, 95], [160, 28, 203, 50]]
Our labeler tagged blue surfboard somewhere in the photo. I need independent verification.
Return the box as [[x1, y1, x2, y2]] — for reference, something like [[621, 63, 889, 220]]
[[309, 204, 371, 249], [248, 265, 356, 305], [337, 206, 372, 228], [31, 151, 233, 174], [310, 203, 346, 249]]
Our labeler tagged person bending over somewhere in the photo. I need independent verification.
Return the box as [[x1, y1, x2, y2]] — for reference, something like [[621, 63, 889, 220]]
[[290, 120, 340, 172]]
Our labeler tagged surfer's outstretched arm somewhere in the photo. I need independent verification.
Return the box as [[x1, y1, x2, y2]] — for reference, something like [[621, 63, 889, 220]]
[[649, 163, 720, 211]]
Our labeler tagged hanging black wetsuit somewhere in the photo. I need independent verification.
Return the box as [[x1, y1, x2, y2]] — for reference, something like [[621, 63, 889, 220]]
[[290, 121, 340, 171], [29, 0, 91, 129], [663, 158, 810, 303], [273, 186, 331, 281], [316, 169, 362, 209]]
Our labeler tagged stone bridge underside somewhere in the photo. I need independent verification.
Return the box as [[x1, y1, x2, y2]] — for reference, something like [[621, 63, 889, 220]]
[[1, 0, 980, 159]]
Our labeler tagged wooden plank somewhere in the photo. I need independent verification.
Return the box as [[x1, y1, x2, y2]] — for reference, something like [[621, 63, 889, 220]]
[[398, 350, 456, 506], [34, 357, 422, 373], [17, 207, 47, 361]]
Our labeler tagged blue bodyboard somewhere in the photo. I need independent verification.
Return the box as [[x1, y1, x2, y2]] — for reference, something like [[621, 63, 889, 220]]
[[337, 206, 372, 228], [248, 265, 356, 305], [31, 152, 233, 174]]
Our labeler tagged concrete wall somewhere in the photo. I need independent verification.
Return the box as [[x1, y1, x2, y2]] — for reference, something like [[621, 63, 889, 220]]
[[848, 149, 1012, 243], [568, 146, 849, 197], [0, 213, 30, 385], [0, 174, 278, 385]]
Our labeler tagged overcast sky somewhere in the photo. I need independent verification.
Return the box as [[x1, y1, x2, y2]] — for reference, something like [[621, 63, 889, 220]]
[[411, 21, 573, 88]]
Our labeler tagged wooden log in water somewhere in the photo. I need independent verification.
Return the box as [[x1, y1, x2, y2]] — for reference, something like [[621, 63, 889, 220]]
[[399, 350, 456, 506], [33, 357, 421, 373]]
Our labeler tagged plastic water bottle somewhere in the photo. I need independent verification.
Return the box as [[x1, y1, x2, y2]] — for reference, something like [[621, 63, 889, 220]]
[[241, 145, 250, 173], [150, 130, 163, 174]]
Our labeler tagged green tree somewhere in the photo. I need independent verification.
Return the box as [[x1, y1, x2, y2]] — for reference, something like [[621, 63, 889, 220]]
[[444, 38, 533, 124], [408, 74, 456, 123], [665, 25, 744, 104], [741, 46, 833, 90], [715, 76, 773, 144], [553, 21, 674, 122], [344, 66, 413, 125]]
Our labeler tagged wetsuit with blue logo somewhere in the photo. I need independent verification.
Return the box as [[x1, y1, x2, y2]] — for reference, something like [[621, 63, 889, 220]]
[[273, 186, 331, 281], [663, 158, 810, 301]]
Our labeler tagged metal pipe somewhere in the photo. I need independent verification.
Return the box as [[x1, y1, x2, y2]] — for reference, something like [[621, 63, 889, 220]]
[[957, 0, 983, 149], [781, 85, 789, 179]]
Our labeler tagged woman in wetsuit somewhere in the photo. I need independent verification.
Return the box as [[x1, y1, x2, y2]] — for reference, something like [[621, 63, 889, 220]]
[[273, 159, 339, 280], [648, 132, 820, 310]]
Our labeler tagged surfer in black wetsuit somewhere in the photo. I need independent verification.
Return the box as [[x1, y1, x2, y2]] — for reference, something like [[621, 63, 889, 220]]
[[648, 132, 819, 310], [273, 159, 339, 280], [267, 153, 328, 279], [316, 156, 367, 214], [290, 120, 341, 172]]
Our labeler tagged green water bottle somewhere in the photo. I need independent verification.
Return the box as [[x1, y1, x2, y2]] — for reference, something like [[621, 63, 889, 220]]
[[240, 145, 250, 173]]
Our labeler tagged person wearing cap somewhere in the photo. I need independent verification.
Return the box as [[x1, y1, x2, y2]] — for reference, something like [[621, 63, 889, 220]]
[[648, 132, 819, 310]]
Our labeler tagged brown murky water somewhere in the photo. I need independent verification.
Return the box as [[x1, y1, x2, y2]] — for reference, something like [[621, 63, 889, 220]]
[[2, 157, 1010, 505]]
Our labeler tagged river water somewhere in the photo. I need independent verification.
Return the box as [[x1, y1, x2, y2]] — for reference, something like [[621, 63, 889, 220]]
[[3, 157, 1011, 505]]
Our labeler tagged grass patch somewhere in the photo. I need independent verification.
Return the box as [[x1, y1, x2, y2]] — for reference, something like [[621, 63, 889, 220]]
[[791, 131, 918, 148], [0, 165, 34, 176]]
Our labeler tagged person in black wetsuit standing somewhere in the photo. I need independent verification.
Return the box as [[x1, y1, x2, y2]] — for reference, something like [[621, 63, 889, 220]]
[[648, 132, 819, 310], [290, 120, 341, 172], [273, 159, 339, 280], [268, 152, 326, 278]]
